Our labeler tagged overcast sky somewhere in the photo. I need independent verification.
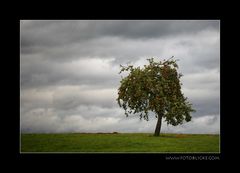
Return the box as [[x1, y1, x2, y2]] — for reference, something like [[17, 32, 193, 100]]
[[20, 20, 220, 134]]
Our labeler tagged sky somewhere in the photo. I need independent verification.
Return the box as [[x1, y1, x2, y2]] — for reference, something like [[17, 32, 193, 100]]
[[20, 20, 220, 134]]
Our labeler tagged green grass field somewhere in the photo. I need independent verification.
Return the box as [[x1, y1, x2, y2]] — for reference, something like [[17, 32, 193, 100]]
[[21, 133, 220, 153]]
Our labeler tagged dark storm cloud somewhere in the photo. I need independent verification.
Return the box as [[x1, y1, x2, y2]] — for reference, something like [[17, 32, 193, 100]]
[[21, 20, 219, 48], [20, 20, 220, 133], [20, 20, 219, 60]]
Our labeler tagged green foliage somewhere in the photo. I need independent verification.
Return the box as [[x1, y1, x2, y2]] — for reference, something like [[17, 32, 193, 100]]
[[117, 57, 195, 126]]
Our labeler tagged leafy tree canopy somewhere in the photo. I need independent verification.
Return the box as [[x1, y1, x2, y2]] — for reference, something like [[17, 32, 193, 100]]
[[117, 57, 195, 127]]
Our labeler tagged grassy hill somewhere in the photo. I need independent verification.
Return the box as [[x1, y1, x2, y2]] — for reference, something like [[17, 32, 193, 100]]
[[20, 133, 220, 153]]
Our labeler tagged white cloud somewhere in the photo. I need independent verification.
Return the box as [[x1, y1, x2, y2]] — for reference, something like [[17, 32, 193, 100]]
[[21, 105, 220, 134], [162, 115, 220, 134]]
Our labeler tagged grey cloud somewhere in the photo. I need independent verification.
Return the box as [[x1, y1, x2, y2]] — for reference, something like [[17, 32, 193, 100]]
[[20, 20, 220, 134], [52, 86, 117, 109], [181, 68, 220, 117], [21, 57, 120, 89], [21, 20, 219, 57], [21, 20, 219, 68], [101, 20, 219, 39]]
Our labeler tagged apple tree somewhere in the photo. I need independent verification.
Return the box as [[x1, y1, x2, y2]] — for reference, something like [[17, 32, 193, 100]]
[[117, 57, 195, 136]]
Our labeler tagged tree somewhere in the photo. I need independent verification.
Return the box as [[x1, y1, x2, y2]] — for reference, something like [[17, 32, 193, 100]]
[[117, 57, 195, 136]]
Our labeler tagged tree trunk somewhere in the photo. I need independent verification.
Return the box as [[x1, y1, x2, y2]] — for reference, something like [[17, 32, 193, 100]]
[[154, 113, 163, 136]]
